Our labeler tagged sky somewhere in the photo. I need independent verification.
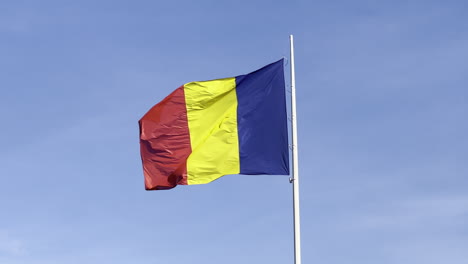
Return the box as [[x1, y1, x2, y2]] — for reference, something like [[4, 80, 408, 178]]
[[0, 0, 467, 263]]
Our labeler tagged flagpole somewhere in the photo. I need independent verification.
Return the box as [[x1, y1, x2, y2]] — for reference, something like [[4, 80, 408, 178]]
[[289, 34, 302, 264]]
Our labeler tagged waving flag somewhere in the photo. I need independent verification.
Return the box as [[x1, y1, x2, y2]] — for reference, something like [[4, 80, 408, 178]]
[[139, 59, 289, 190]]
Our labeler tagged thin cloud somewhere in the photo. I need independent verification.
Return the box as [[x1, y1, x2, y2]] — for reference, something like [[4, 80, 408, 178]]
[[0, 230, 26, 256], [353, 194, 468, 230]]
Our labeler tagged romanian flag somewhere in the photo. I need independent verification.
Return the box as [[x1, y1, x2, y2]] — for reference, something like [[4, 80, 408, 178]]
[[139, 59, 289, 190]]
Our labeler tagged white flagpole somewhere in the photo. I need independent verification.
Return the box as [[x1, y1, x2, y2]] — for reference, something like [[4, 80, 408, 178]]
[[289, 34, 302, 264]]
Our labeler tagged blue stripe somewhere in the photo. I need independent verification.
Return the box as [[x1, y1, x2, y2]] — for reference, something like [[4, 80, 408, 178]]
[[235, 59, 290, 175]]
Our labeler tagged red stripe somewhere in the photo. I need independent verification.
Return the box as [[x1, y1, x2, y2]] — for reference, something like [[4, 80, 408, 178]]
[[139, 86, 191, 190]]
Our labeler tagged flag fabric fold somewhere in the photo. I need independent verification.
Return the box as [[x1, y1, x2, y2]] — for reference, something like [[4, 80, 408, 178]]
[[139, 59, 289, 190]]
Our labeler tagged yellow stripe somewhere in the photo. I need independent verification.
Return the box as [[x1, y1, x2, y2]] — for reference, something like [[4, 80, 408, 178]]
[[184, 78, 240, 185]]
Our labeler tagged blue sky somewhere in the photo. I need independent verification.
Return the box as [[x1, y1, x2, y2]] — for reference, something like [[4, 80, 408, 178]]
[[1, 0, 467, 263]]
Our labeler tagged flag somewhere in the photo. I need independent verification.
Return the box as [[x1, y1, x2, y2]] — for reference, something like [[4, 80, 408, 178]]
[[139, 59, 289, 190]]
